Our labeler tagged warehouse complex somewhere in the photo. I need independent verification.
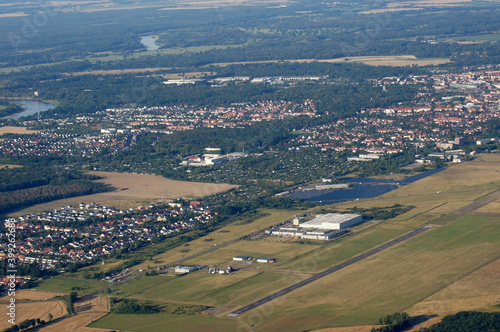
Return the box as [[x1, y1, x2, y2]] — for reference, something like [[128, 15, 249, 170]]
[[267, 213, 363, 240]]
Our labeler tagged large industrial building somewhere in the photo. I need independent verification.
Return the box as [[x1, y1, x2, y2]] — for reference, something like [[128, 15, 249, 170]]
[[267, 213, 363, 241], [299, 213, 363, 230]]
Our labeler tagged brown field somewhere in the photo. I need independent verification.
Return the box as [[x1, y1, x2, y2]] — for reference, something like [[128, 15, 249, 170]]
[[0, 299, 67, 330], [9, 171, 237, 216], [362, 0, 472, 13], [407, 258, 500, 316], [0, 12, 28, 18], [31, 295, 111, 332], [0, 126, 40, 135], [0, 164, 23, 169], [66, 67, 172, 76], [34, 313, 113, 332], [74, 295, 110, 314], [210, 55, 450, 67], [360, 8, 423, 14]]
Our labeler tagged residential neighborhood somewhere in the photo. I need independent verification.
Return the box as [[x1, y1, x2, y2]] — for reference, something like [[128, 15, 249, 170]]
[[0, 201, 216, 272]]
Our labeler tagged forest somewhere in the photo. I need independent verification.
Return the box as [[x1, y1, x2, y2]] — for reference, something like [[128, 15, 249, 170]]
[[420, 311, 500, 332], [0, 167, 109, 214]]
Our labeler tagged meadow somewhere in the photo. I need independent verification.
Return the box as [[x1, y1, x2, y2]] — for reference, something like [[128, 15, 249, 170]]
[[89, 155, 500, 331]]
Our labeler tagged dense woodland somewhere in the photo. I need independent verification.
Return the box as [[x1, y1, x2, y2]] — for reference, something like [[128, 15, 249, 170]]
[[420, 311, 500, 332], [0, 167, 109, 214]]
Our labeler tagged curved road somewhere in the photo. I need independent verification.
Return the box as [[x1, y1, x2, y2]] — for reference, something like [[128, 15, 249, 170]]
[[226, 226, 431, 317]]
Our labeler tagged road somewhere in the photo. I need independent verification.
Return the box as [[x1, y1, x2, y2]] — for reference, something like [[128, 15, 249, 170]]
[[226, 226, 431, 317]]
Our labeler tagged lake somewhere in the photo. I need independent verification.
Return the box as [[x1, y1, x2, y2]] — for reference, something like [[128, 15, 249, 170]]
[[8, 99, 55, 120], [140, 35, 160, 51], [288, 168, 444, 205]]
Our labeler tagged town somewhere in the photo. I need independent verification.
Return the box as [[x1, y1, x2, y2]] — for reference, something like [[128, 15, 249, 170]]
[[0, 201, 216, 278]]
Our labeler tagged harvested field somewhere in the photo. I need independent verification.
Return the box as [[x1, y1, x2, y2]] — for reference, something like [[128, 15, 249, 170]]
[[0, 164, 23, 169], [0, 12, 28, 18], [74, 295, 109, 314], [0, 126, 40, 135], [0, 299, 67, 330], [9, 171, 237, 216], [210, 55, 450, 67], [66, 67, 171, 76], [34, 313, 112, 332]]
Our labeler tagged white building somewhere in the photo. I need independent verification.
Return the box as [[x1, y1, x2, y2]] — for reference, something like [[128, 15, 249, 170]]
[[174, 266, 198, 273], [299, 213, 363, 230]]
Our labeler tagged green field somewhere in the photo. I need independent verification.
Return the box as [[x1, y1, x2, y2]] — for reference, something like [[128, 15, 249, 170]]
[[237, 215, 500, 331], [91, 214, 500, 331], [278, 226, 407, 272], [35, 277, 105, 293], [89, 313, 240, 332]]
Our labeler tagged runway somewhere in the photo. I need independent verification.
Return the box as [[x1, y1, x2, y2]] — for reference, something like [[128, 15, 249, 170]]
[[226, 226, 431, 317]]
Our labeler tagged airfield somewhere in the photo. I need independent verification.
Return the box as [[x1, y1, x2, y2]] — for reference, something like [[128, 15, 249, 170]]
[[9, 154, 500, 331]]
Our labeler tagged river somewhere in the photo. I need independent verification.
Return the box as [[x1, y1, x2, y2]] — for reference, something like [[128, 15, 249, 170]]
[[7, 99, 55, 120]]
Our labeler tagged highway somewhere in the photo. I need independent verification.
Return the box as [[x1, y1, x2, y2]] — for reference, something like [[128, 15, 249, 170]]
[[226, 226, 431, 317]]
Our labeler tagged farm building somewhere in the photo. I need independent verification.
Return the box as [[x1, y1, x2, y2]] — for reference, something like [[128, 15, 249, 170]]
[[233, 256, 252, 261], [299, 213, 362, 230]]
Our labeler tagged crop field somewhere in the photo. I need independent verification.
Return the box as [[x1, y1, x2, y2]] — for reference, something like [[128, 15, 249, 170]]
[[210, 55, 451, 68], [0, 164, 23, 169], [0, 297, 67, 331], [11, 290, 64, 300], [0, 126, 40, 135]]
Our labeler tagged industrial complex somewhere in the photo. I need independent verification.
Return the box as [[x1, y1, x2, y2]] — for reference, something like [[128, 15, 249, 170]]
[[267, 213, 363, 240]]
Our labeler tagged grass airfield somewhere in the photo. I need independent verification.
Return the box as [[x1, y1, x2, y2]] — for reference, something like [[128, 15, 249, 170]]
[[38, 154, 500, 331]]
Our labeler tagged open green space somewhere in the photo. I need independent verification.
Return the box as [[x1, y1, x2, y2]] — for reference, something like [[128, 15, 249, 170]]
[[181, 237, 321, 266], [132, 209, 300, 271], [110, 269, 291, 306], [35, 277, 104, 293], [278, 226, 407, 272], [236, 215, 500, 331], [89, 313, 239, 332], [92, 214, 500, 331]]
